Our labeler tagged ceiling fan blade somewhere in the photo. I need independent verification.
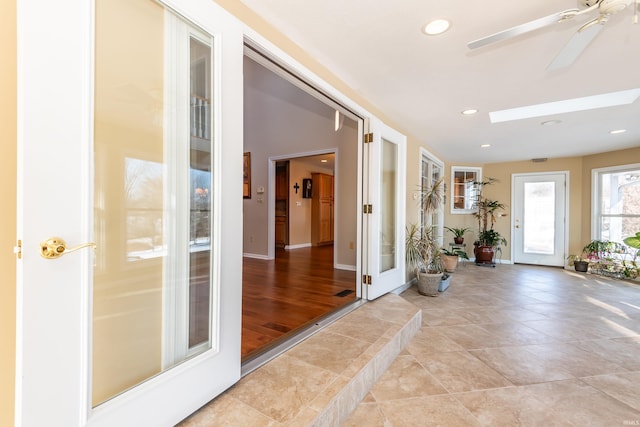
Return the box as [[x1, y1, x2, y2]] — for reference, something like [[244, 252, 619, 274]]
[[468, 9, 580, 50], [546, 21, 604, 70]]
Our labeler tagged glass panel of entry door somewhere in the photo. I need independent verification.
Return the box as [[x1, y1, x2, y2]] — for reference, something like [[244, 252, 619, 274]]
[[93, 0, 214, 406], [380, 138, 397, 272], [523, 182, 555, 254]]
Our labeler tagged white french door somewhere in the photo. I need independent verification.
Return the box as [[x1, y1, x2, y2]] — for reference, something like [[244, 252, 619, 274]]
[[512, 173, 568, 266], [16, 0, 243, 425], [363, 119, 407, 300]]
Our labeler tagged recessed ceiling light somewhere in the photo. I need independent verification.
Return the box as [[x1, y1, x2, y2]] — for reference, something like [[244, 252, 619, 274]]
[[423, 19, 450, 35], [541, 120, 562, 126], [481, 144, 491, 148], [321, 159, 328, 163], [610, 129, 627, 134], [461, 109, 478, 115]]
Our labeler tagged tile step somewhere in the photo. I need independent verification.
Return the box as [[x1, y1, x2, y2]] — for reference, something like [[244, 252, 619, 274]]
[[180, 293, 421, 426]]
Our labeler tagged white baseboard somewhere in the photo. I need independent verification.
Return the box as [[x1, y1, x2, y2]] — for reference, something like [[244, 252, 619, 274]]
[[284, 243, 312, 250], [243, 253, 272, 260], [335, 264, 357, 271]]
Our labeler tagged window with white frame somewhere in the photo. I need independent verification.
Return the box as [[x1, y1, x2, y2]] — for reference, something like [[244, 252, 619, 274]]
[[593, 164, 640, 243], [420, 150, 444, 245], [451, 166, 481, 214]]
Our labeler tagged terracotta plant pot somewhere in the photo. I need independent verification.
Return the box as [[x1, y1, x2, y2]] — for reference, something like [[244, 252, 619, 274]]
[[453, 237, 464, 244], [475, 245, 494, 265], [441, 255, 459, 273]]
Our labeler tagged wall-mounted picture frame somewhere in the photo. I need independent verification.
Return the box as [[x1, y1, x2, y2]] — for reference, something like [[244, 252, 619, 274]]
[[243, 152, 251, 199], [302, 178, 312, 198]]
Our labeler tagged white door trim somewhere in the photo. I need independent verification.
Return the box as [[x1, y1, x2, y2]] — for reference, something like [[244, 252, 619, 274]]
[[510, 171, 570, 266], [16, 0, 244, 424]]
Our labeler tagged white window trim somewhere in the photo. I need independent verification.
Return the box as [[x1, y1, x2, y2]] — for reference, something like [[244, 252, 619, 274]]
[[450, 166, 482, 215], [591, 162, 640, 240]]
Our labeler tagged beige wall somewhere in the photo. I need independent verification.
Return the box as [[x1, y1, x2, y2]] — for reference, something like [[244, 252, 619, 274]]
[[0, 0, 16, 424], [482, 157, 584, 260]]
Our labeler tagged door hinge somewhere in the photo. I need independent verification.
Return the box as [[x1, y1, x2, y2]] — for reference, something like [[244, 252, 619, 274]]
[[364, 133, 373, 143], [13, 240, 22, 260], [362, 274, 372, 285], [363, 204, 373, 214]]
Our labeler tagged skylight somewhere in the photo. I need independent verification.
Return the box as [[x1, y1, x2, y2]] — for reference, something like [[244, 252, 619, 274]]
[[489, 88, 640, 124]]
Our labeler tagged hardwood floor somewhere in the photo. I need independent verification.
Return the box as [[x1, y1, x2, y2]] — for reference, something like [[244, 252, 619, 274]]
[[242, 245, 357, 360]]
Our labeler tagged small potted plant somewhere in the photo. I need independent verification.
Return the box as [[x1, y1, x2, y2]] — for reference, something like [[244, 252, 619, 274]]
[[567, 254, 589, 272], [440, 247, 469, 273], [444, 226, 470, 244]]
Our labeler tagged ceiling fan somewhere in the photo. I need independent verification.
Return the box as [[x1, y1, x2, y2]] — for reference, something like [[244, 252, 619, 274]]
[[468, 0, 639, 70]]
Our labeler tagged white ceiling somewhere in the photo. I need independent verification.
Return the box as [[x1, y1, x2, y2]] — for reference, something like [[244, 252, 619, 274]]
[[239, 0, 640, 163]]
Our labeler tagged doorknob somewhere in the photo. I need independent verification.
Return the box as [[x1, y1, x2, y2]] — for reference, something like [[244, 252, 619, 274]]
[[40, 237, 97, 259]]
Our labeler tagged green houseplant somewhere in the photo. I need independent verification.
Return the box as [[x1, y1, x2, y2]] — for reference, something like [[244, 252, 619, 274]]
[[440, 247, 469, 272], [405, 177, 445, 296], [472, 177, 507, 265], [624, 232, 640, 250], [579, 239, 639, 279], [444, 226, 470, 244]]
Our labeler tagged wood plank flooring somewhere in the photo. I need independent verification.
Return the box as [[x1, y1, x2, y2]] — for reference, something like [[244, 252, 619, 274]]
[[242, 245, 357, 360]]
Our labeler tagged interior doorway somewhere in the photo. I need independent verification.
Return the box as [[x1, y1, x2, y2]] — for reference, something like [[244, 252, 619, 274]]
[[242, 51, 360, 362]]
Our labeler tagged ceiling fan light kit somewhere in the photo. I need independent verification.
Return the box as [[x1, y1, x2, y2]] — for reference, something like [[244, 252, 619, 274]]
[[468, 0, 635, 69]]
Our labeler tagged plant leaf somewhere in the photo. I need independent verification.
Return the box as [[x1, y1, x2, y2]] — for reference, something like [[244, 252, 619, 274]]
[[624, 232, 640, 249]]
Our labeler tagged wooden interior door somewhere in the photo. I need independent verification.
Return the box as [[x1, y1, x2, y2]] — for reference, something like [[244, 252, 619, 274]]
[[275, 161, 289, 248]]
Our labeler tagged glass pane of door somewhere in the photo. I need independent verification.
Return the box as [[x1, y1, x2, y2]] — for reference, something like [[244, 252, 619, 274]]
[[93, 0, 214, 406], [380, 138, 397, 272], [523, 182, 555, 254]]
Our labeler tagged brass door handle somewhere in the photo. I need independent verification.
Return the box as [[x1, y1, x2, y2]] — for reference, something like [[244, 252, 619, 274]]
[[40, 237, 97, 259]]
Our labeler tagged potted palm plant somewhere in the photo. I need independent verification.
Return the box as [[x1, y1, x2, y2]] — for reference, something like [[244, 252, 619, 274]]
[[405, 177, 445, 296], [444, 226, 470, 244], [472, 177, 507, 266]]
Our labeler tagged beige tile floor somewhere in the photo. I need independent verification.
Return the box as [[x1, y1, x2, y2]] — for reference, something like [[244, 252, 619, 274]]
[[180, 293, 422, 426], [347, 264, 640, 426], [182, 264, 640, 426]]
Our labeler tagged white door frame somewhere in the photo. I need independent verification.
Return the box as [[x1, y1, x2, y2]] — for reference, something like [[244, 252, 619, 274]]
[[510, 171, 570, 266], [16, 0, 244, 425]]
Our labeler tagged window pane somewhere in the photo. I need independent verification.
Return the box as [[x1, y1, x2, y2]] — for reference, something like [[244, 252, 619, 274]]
[[189, 36, 212, 349], [598, 169, 640, 242], [380, 139, 397, 272], [93, 1, 214, 406]]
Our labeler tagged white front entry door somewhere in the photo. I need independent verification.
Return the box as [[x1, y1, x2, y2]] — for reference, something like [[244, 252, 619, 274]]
[[512, 173, 568, 266], [16, 0, 244, 425], [364, 119, 407, 300]]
